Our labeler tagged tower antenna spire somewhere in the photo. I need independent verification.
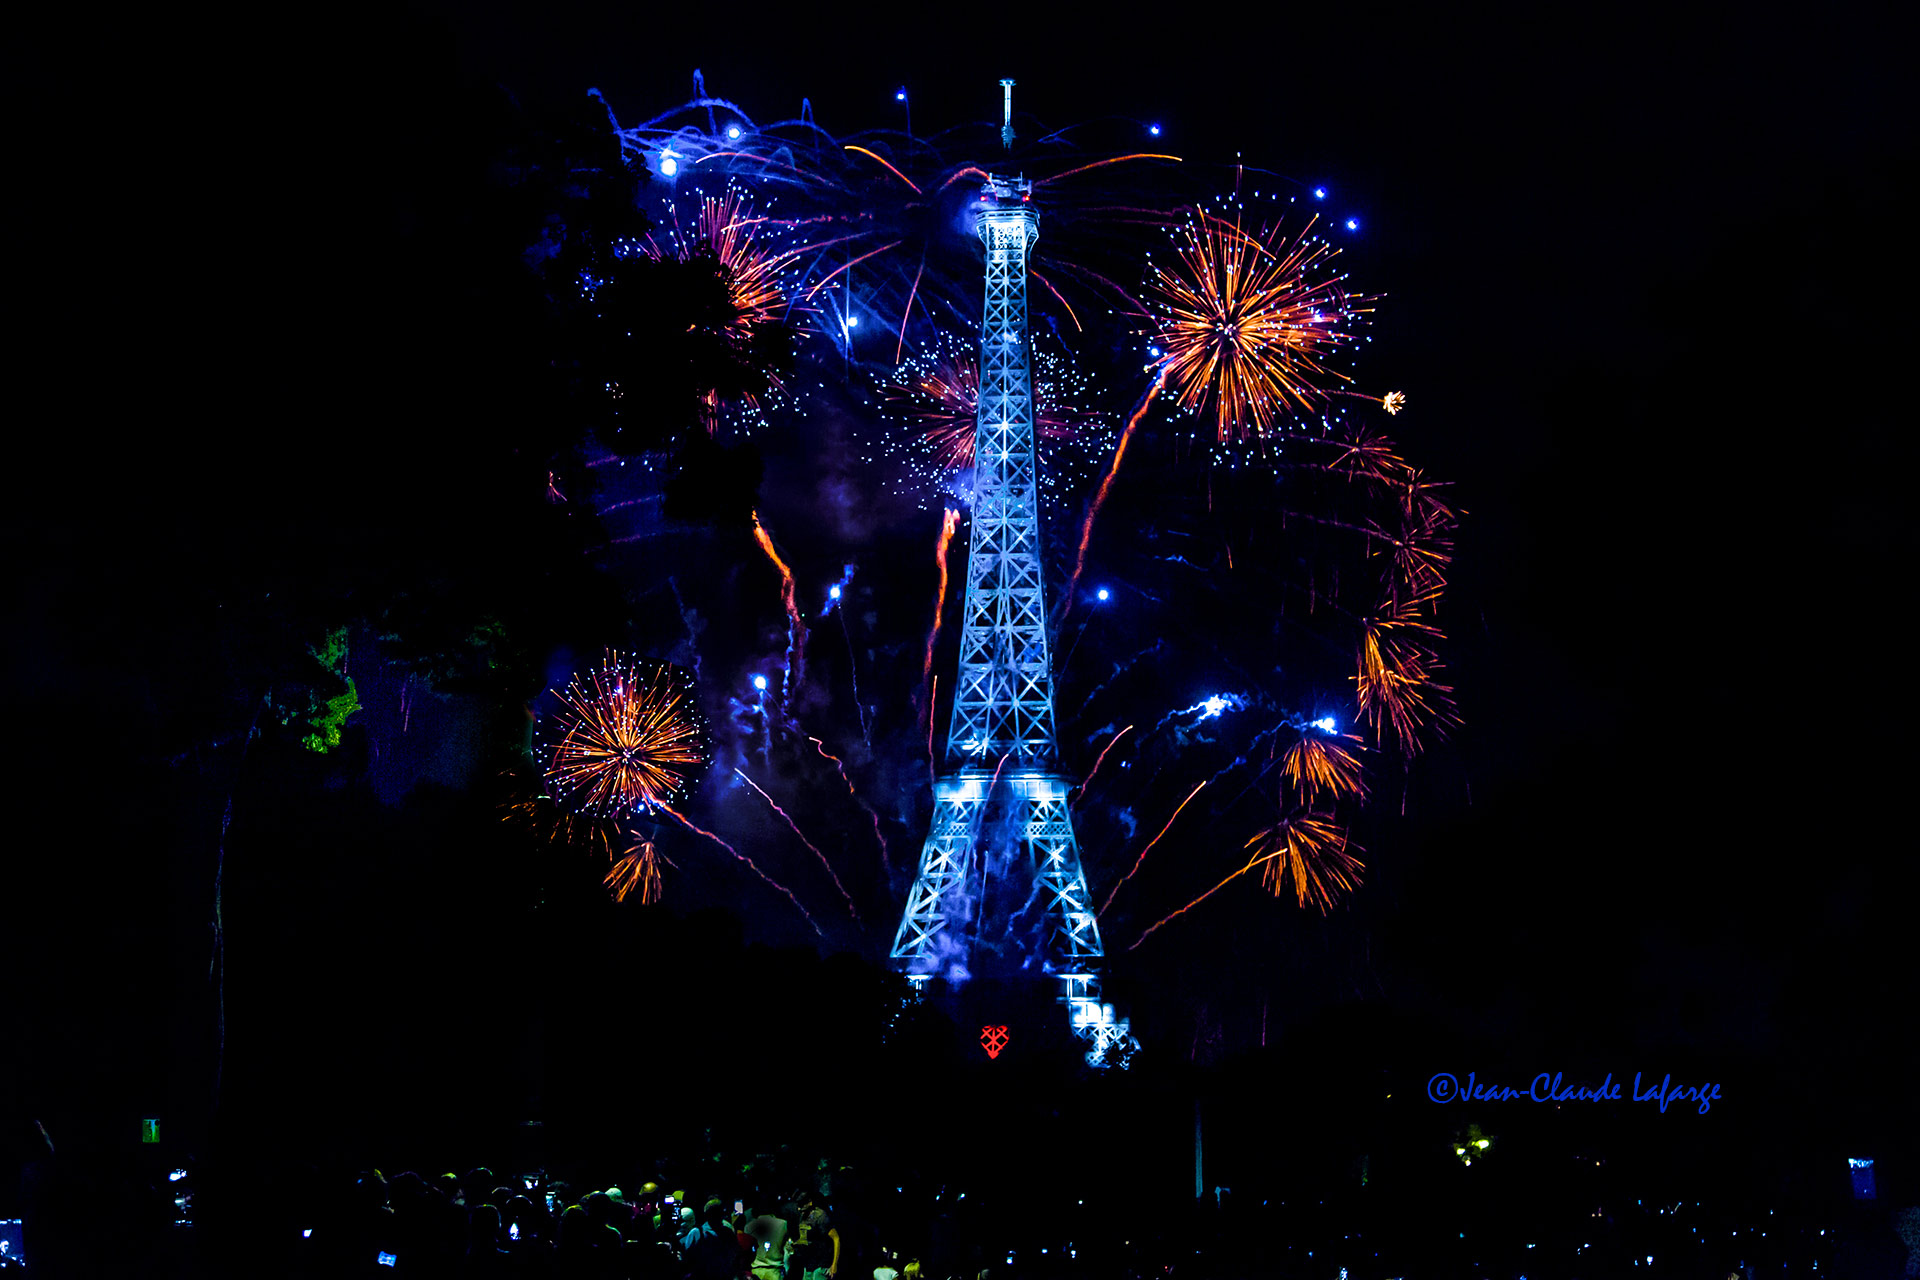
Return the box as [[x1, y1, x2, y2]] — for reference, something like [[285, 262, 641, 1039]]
[[1000, 77, 1016, 151]]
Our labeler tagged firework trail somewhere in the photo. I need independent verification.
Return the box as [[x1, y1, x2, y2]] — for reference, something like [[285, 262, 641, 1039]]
[[734, 768, 857, 919], [1097, 780, 1208, 915], [836, 611, 871, 746], [923, 507, 960, 698], [927, 674, 939, 790], [1064, 364, 1171, 611], [1071, 724, 1133, 804], [1125, 847, 1273, 952], [660, 803, 822, 936], [750, 511, 807, 708], [810, 736, 891, 874]]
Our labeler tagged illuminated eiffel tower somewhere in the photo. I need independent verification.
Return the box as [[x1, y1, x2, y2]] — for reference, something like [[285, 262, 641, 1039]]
[[889, 81, 1134, 1067]]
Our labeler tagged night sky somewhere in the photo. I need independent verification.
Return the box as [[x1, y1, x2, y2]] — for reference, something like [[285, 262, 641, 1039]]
[[11, 0, 1916, 1229]]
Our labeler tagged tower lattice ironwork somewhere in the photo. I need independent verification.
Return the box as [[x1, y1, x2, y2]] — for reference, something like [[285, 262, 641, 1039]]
[[890, 141, 1134, 1067]]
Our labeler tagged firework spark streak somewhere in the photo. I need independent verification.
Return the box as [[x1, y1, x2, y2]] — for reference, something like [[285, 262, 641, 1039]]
[[1098, 780, 1208, 916], [544, 654, 708, 818], [751, 511, 807, 707], [734, 768, 857, 919], [1064, 364, 1170, 611], [660, 803, 822, 936], [923, 507, 960, 696], [1072, 724, 1133, 805], [838, 611, 870, 746], [810, 736, 891, 874], [927, 674, 939, 791]]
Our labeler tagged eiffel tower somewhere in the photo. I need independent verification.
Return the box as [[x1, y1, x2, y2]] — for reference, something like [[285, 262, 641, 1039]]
[[890, 83, 1133, 1066]]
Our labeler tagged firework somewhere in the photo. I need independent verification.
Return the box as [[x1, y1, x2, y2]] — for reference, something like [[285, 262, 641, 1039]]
[[1280, 731, 1368, 802], [543, 654, 709, 819], [1147, 203, 1368, 443], [1245, 812, 1364, 912], [696, 187, 791, 335], [1127, 813, 1363, 950], [1382, 390, 1407, 415], [1354, 595, 1456, 757], [605, 836, 664, 904], [499, 773, 620, 860], [876, 333, 1113, 510]]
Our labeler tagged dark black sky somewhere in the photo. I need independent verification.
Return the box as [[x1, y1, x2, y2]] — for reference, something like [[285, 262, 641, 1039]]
[[11, 0, 1916, 1184]]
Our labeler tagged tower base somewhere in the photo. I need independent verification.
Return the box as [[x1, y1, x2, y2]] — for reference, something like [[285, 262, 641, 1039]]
[[891, 770, 1137, 1067]]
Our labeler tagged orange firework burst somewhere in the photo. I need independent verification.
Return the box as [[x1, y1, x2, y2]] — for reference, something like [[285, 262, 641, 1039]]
[[1245, 812, 1365, 912], [605, 836, 664, 904], [1355, 595, 1456, 757], [544, 652, 709, 818], [696, 189, 789, 337], [1281, 731, 1369, 802], [1148, 208, 1367, 443]]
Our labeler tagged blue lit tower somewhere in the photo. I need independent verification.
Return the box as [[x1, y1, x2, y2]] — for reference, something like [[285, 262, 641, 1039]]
[[890, 83, 1133, 1065]]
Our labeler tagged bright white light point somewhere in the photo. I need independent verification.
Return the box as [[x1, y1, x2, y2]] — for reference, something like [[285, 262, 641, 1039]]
[[896, 91, 906, 101], [1096, 588, 1110, 601], [726, 125, 741, 140], [1314, 187, 1327, 199], [1149, 124, 1161, 135], [1202, 696, 1228, 718], [752, 675, 768, 691], [659, 155, 677, 176], [1346, 217, 1359, 230], [829, 585, 842, 599], [846, 315, 859, 328], [1315, 716, 1336, 732]]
